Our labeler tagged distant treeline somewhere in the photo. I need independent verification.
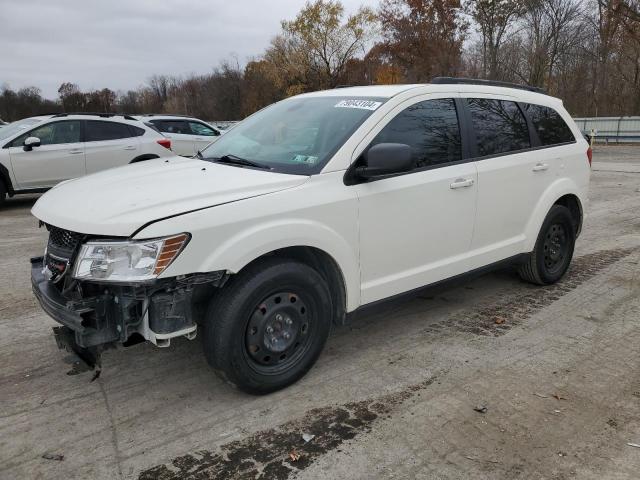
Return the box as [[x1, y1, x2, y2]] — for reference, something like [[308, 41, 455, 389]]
[[2, 0, 640, 122]]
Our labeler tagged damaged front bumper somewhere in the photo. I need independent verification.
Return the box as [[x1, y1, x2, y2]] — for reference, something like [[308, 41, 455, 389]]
[[31, 256, 223, 369]]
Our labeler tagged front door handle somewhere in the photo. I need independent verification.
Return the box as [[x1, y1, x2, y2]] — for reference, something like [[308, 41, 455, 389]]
[[450, 178, 475, 189], [532, 163, 549, 172], [68, 149, 83, 155]]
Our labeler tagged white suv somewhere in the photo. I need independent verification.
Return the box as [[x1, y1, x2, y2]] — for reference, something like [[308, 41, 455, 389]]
[[0, 113, 173, 204], [141, 115, 223, 156], [31, 79, 590, 394]]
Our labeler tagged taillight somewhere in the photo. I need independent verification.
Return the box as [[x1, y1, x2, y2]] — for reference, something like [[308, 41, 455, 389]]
[[157, 138, 171, 150], [586, 146, 592, 167]]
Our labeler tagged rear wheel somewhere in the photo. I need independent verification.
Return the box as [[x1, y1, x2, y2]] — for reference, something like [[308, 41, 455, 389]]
[[519, 205, 576, 285], [202, 258, 332, 394]]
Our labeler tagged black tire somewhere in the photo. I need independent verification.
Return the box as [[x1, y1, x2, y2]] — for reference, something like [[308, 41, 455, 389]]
[[0, 180, 6, 206], [202, 258, 333, 394], [519, 205, 576, 285]]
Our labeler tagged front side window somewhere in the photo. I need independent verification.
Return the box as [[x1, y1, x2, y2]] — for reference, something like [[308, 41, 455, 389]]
[[524, 104, 575, 146], [201, 96, 386, 175], [189, 122, 218, 136], [86, 121, 134, 142], [467, 99, 530, 157], [1, 118, 43, 144], [369, 98, 461, 168], [11, 120, 81, 147]]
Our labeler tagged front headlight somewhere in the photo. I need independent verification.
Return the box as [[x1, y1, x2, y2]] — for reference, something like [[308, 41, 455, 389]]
[[72, 233, 190, 282]]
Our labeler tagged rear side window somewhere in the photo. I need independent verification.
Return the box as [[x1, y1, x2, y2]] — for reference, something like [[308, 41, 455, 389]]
[[129, 125, 146, 136], [524, 104, 575, 146], [151, 120, 190, 134], [467, 99, 530, 157], [370, 98, 461, 168], [86, 121, 134, 141]]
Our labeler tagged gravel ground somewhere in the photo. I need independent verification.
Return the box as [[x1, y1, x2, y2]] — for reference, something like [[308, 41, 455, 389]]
[[0, 145, 639, 480]]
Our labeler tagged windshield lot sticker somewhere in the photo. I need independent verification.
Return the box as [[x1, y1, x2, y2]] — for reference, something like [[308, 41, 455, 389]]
[[334, 100, 382, 110]]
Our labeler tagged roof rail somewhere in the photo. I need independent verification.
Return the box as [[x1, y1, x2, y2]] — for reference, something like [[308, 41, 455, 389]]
[[139, 113, 194, 118], [51, 112, 139, 121], [431, 77, 547, 94]]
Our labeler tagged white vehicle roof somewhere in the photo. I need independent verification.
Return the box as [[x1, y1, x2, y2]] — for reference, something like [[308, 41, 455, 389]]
[[139, 114, 205, 122], [299, 82, 562, 107]]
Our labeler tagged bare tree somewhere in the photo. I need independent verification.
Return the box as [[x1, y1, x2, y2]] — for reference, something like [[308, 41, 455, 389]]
[[465, 0, 525, 79]]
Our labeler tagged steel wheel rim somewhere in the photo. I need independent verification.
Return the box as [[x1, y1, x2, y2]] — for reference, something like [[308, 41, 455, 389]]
[[543, 222, 568, 275], [244, 291, 313, 373]]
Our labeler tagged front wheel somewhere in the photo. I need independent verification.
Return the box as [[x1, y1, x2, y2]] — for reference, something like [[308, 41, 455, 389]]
[[202, 259, 332, 394], [519, 204, 576, 285]]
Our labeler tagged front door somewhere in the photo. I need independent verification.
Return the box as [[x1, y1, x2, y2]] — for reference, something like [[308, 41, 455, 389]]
[[8, 120, 84, 189], [354, 97, 478, 305], [187, 121, 220, 154]]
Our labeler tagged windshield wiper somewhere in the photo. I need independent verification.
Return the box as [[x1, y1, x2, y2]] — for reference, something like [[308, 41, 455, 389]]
[[213, 154, 272, 170], [195, 150, 204, 159]]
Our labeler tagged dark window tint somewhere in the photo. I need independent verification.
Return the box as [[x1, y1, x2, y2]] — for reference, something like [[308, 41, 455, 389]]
[[130, 125, 146, 136], [370, 98, 461, 168], [11, 120, 81, 147], [86, 121, 134, 141], [151, 120, 190, 134], [524, 104, 575, 146], [467, 99, 530, 157]]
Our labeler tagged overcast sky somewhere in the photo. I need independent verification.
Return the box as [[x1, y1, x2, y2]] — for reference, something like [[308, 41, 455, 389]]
[[1, 0, 373, 99]]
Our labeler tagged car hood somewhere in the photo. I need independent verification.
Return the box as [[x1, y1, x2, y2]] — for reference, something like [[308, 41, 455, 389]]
[[32, 157, 308, 236]]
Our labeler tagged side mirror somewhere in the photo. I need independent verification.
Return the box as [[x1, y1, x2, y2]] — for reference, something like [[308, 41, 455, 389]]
[[23, 137, 41, 151], [356, 143, 413, 179]]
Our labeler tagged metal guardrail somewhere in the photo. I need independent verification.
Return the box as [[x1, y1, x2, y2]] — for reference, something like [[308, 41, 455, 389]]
[[574, 117, 640, 144]]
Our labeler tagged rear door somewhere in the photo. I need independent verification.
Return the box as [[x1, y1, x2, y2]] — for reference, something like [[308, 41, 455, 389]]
[[463, 97, 552, 268], [84, 120, 140, 174], [149, 120, 193, 156], [7, 120, 85, 189], [354, 96, 478, 304]]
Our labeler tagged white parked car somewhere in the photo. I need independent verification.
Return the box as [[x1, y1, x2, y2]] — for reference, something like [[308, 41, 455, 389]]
[[0, 113, 173, 204], [31, 79, 590, 394], [140, 115, 223, 157]]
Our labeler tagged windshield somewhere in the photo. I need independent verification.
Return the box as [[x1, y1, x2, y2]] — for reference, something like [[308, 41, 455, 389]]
[[0, 118, 43, 142], [200, 96, 386, 175]]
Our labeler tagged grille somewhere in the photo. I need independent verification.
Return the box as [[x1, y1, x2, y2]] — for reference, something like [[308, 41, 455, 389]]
[[46, 225, 83, 260]]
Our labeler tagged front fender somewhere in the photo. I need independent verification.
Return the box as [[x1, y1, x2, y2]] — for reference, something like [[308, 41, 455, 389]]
[[523, 177, 586, 252], [202, 219, 360, 310]]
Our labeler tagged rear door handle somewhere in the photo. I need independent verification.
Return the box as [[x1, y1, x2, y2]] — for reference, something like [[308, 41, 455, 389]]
[[68, 149, 83, 155], [124, 146, 136, 151], [450, 178, 475, 189], [532, 163, 549, 172]]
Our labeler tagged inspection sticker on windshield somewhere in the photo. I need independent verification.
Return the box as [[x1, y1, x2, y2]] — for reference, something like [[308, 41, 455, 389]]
[[334, 99, 382, 110]]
